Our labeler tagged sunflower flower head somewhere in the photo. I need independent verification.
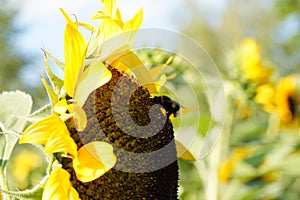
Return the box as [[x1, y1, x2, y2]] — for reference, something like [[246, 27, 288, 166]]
[[219, 148, 252, 183], [274, 76, 299, 126], [19, 0, 180, 199], [255, 83, 276, 112], [227, 38, 275, 119], [240, 38, 273, 86], [255, 75, 300, 128]]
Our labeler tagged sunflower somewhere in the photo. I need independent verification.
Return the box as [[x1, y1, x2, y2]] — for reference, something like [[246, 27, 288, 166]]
[[19, 0, 183, 199], [240, 38, 273, 86], [275, 76, 299, 126], [255, 83, 276, 112], [255, 76, 299, 127], [218, 148, 252, 183]]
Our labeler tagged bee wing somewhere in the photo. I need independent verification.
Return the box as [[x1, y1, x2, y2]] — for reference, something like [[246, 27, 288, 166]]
[[179, 106, 197, 117], [175, 139, 196, 161]]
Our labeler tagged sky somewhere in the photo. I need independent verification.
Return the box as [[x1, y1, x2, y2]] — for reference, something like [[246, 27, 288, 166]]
[[13, 0, 226, 55], [10, 0, 226, 85]]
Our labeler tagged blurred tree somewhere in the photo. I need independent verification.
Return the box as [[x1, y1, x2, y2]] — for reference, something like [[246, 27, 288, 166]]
[[182, 0, 299, 75], [0, 0, 46, 108], [0, 0, 28, 91], [274, 0, 300, 74]]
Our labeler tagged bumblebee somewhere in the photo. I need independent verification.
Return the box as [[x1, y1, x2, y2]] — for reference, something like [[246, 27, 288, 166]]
[[152, 95, 180, 119]]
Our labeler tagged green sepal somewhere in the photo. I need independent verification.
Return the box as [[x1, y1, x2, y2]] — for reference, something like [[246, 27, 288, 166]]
[[40, 73, 59, 106], [42, 49, 65, 71], [42, 50, 64, 93], [25, 104, 52, 123]]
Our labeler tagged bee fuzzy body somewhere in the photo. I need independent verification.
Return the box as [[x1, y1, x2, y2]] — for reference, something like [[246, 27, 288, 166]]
[[152, 96, 180, 118]]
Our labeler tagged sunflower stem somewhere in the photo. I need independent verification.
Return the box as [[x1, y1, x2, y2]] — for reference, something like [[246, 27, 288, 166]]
[[218, 96, 236, 198], [0, 167, 11, 200], [46, 154, 56, 175]]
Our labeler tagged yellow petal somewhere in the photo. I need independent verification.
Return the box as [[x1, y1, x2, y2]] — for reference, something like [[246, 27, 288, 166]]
[[77, 22, 96, 32], [154, 74, 167, 92], [64, 23, 87, 97], [150, 66, 166, 81], [149, 56, 173, 79], [111, 60, 131, 74], [69, 187, 80, 200], [124, 8, 143, 32], [45, 129, 77, 157], [115, 8, 123, 27], [42, 168, 80, 200], [91, 11, 105, 20], [75, 62, 112, 106], [60, 8, 76, 28], [20, 114, 77, 156], [99, 0, 118, 40], [73, 141, 116, 183], [122, 8, 143, 44], [20, 115, 64, 146], [91, 11, 123, 28], [166, 72, 177, 80], [110, 51, 157, 94], [99, 33, 131, 62], [68, 104, 87, 131], [102, 0, 116, 17], [53, 99, 69, 115], [175, 140, 196, 161]]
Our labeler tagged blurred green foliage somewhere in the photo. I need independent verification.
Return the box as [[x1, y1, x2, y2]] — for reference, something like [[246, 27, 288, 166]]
[[183, 0, 300, 75], [0, 0, 46, 109], [174, 1, 300, 199], [0, 0, 28, 91]]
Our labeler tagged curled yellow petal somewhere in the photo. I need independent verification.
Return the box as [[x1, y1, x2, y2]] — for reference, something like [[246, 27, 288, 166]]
[[42, 168, 80, 200], [75, 61, 112, 106], [73, 141, 116, 183], [77, 22, 96, 32], [45, 130, 77, 157], [20, 114, 77, 156], [20, 114, 65, 146], [68, 103, 87, 131], [53, 99, 69, 115]]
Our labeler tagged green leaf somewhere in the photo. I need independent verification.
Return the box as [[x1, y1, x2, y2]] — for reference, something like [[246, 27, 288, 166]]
[[278, 155, 300, 177], [40, 73, 59, 106], [25, 104, 52, 123], [0, 179, 44, 200], [0, 90, 32, 168], [0, 91, 32, 131], [42, 49, 65, 71], [42, 50, 64, 93]]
